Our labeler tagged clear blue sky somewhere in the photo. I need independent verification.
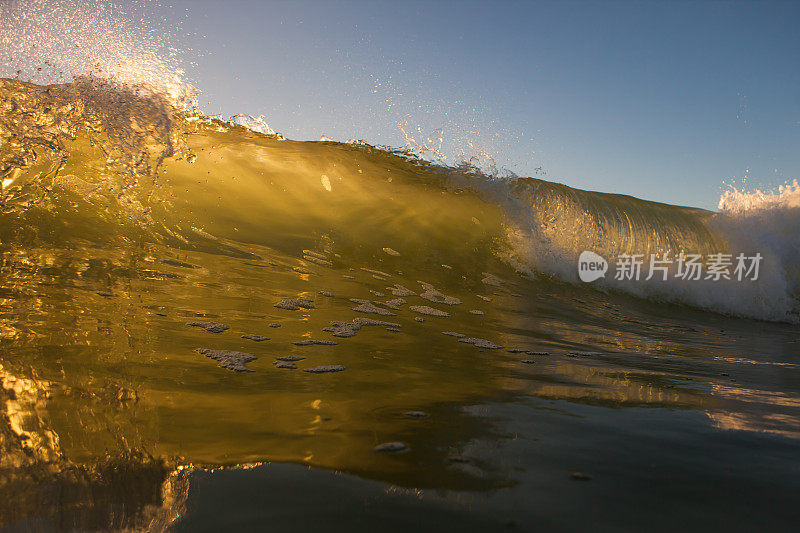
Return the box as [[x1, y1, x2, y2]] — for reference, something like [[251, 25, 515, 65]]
[[69, 1, 800, 209]]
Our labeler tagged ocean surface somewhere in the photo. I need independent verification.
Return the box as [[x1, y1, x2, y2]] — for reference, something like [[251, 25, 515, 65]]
[[1, 77, 799, 531]]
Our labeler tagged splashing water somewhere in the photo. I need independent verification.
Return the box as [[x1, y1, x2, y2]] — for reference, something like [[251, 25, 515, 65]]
[[0, 0, 195, 103], [718, 179, 800, 213]]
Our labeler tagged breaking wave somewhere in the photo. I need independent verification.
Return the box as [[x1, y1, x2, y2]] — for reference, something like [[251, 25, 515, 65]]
[[1, 77, 798, 322]]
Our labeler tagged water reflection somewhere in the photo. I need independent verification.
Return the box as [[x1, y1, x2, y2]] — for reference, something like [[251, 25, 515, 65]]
[[1, 240, 799, 528]]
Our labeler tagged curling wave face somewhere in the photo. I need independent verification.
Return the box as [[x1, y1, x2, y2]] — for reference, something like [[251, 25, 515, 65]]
[[1, 78, 797, 322]]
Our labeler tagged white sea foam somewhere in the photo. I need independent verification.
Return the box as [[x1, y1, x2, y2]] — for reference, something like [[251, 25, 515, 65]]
[[456, 173, 800, 323], [718, 180, 800, 213]]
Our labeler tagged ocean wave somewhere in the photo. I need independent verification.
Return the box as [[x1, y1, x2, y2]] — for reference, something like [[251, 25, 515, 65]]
[[0, 77, 797, 322]]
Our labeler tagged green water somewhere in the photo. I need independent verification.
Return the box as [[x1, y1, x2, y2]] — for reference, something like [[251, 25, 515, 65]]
[[1, 78, 799, 531]]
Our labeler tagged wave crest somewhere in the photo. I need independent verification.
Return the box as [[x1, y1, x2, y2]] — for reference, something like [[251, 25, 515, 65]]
[[1, 78, 797, 322]]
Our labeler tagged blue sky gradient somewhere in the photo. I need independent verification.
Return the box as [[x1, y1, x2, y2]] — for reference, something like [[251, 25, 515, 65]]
[[164, 0, 799, 210]]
